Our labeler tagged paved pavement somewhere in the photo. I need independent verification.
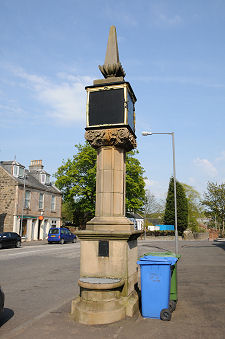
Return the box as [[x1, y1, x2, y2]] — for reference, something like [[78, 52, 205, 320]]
[[1, 239, 225, 339], [21, 239, 49, 246]]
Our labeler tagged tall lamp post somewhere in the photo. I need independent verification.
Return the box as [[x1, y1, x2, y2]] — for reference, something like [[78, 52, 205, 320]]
[[20, 173, 27, 237], [142, 131, 178, 254]]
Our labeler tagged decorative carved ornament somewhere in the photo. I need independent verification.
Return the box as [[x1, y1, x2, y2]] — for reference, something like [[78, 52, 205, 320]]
[[99, 62, 125, 79], [85, 128, 137, 151]]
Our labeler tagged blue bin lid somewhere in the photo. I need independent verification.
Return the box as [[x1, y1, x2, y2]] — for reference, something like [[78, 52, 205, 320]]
[[137, 255, 178, 266]]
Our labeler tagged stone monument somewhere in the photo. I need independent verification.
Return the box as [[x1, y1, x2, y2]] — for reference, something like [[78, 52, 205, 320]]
[[71, 25, 142, 325]]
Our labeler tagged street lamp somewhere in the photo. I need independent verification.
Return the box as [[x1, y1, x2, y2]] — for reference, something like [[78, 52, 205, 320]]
[[20, 173, 27, 237], [142, 131, 179, 254]]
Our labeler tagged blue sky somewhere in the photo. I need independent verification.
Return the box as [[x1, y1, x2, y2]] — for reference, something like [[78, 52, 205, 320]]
[[0, 0, 225, 200]]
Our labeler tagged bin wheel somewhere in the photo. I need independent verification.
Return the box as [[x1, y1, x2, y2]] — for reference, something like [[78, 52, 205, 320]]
[[160, 308, 172, 321], [169, 300, 177, 312]]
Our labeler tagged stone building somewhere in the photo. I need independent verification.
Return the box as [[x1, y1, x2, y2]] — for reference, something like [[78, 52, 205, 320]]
[[126, 212, 144, 231], [0, 160, 62, 240]]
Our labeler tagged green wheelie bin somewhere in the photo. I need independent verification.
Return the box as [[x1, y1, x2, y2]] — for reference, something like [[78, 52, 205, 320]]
[[143, 251, 181, 312]]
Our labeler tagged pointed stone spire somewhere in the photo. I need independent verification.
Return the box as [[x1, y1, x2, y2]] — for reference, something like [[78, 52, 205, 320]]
[[104, 25, 120, 65], [99, 26, 126, 79]]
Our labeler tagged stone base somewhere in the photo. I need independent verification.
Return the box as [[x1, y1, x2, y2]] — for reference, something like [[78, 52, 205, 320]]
[[86, 216, 135, 232], [71, 290, 139, 325], [72, 229, 142, 325]]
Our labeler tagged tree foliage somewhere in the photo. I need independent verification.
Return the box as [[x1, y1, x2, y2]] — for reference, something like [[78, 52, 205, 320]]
[[125, 150, 146, 212], [144, 190, 165, 217], [182, 183, 204, 232], [202, 181, 225, 234], [55, 143, 146, 226], [164, 177, 188, 235], [55, 143, 97, 225]]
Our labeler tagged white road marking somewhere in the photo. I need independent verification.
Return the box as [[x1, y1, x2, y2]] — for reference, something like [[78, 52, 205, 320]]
[[0, 244, 80, 260]]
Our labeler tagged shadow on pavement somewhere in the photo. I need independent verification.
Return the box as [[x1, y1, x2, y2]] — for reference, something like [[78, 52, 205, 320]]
[[139, 244, 170, 252], [0, 308, 14, 327], [212, 240, 225, 251], [181, 241, 225, 251], [181, 244, 213, 249]]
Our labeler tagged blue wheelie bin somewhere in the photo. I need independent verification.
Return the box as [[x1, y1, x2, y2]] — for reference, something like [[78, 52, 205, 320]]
[[143, 251, 181, 312], [137, 255, 178, 321]]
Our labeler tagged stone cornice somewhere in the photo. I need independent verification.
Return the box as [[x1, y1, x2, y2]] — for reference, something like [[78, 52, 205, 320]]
[[75, 230, 142, 241], [85, 127, 137, 151]]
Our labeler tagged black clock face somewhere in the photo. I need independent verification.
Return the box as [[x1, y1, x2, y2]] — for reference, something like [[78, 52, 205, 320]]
[[127, 92, 135, 131]]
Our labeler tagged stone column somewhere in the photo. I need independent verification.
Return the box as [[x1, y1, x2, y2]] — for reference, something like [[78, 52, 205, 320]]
[[95, 146, 125, 218], [85, 127, 137, 232]]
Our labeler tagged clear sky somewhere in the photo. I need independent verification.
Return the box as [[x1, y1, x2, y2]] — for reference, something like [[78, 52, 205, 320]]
[[0, 0, 224, 200]]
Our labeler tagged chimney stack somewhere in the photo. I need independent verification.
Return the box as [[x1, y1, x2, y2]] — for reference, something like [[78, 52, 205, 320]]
[[29, 160, 44, 171]]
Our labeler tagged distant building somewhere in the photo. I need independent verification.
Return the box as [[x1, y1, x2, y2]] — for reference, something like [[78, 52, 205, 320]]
[[126, 212, 144, 231], [0, 160, 62, 240]]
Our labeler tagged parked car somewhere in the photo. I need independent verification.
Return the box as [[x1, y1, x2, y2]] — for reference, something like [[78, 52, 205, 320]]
[[0, 286, 4, 314], [48, 227, 77, 244], [0, 232, 21, 249]]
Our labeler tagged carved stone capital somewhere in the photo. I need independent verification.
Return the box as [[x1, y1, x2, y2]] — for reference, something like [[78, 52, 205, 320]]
[[85, 128, 137, 151]]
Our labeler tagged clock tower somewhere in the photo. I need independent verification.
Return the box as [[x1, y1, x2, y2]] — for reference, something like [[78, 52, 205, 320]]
[[71, 26, 141, 325]]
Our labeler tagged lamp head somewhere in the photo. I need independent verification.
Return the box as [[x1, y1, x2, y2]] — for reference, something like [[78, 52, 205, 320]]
[[142, 131, 152, 136]]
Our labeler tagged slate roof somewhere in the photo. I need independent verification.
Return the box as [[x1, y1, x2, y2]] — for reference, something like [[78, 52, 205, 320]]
[[126, 212, 144, 220], [0, 161, 61, 195]]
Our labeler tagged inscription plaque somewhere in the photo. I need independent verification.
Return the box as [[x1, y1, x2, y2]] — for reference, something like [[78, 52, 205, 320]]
[[98, 240, 109, 257]]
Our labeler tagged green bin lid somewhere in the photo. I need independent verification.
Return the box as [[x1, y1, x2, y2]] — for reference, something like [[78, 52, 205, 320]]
[[143, 251, 181, 259]]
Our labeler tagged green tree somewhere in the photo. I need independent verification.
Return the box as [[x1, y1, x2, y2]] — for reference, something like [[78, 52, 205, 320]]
[[182, 183, 204, 232], [55, 143, 146, 226], [55, 142, 97, 226], [144, 190, 165, 218], [61, 200, 75, 223], [142, 190, 165, 231], [126, 150, 146, 212], [202, 181, 225, 234], [164, 177, 188, 235]]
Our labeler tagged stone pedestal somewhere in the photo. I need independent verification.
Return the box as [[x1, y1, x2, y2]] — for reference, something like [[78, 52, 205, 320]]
[[71, 131, 141, 324], [71, 230, 140, 324]]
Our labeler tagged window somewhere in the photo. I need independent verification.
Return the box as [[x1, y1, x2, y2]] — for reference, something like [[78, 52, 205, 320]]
[[24, 191, 31, 209], [18, 167, 24, 178], [49, 228, 59, 234], [51, 196, 56, 211], [46, 175, 50, 185], [13, 165, 19, 177], [39, 193, 44, 209], [40, 174, 46, 184], [13, 165, 25, 178]]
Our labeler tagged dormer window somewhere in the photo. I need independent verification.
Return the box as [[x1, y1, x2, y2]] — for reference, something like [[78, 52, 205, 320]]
[[40, 174, 46, 184], [40, 173, 50, 185], [19, 167, 24, 178], [13, 165, 19, 177], [13, 164, 24, 178], [46, 174, 50, 185]]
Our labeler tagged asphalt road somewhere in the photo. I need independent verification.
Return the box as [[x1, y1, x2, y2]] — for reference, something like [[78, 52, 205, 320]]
[[0, 242, 81, 337], [0, 239, 172, 337], [0, 239, 224, 339]]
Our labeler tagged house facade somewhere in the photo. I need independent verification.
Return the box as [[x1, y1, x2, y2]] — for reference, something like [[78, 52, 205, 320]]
[[0, 160, 62, 241], [126, 212, 144, 231]]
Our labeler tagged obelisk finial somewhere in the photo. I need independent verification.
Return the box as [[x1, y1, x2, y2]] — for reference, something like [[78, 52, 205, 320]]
[[99, 26, 126, 79]]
